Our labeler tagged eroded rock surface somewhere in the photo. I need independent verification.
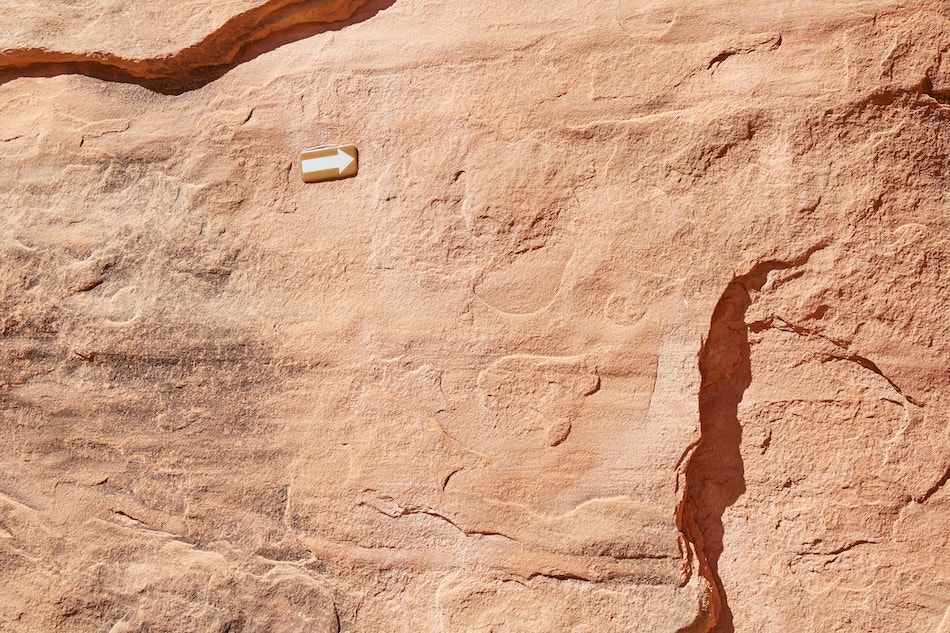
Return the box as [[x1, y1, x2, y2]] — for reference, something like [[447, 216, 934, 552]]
[[0, 0, 388, 93], [1, 1, 949, 631]]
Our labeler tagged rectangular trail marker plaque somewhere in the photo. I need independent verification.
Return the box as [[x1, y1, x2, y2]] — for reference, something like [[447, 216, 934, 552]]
[[300, 144, 358, 183]]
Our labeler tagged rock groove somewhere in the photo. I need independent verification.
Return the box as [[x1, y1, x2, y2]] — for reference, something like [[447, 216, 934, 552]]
[[0, 0, 396, 94]]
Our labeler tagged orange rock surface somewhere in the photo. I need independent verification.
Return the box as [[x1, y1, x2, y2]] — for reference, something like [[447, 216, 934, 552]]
[[1, 1, 949, 631]]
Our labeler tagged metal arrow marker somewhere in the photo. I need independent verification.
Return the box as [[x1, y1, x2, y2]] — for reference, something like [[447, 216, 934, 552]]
[[300, 144, 358, 183]]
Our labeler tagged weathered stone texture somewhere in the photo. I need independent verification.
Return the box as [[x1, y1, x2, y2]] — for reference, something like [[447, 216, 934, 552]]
[[1, 1, 949, 631]]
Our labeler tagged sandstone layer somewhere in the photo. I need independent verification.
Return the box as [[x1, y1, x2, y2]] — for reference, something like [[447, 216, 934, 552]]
[[1, 1, 949, 631]]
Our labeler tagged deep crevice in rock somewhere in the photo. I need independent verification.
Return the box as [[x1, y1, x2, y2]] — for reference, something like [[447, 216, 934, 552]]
[[915, 464, 950, 504], [921, 77, 950, 105], [674, 277, 750, 633], [0, 0, 396, 95], [675, 247, 825, 632]]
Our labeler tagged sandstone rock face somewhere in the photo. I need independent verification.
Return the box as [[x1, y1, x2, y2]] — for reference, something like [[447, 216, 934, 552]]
[[1, 1, 949, 631]]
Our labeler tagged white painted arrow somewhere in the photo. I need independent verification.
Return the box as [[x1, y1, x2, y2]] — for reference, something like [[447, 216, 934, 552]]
[[301, 148, 355, 175]]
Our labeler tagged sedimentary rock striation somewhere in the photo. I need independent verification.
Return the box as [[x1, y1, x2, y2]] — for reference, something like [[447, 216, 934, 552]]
[[1, 1, 949, 631]]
